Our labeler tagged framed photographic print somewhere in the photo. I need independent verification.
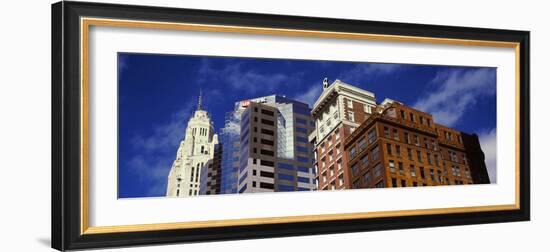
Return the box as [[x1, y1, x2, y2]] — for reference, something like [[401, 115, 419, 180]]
[[51, 1, 530, 251]]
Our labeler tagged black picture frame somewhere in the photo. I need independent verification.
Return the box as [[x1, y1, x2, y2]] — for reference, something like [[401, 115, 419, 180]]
[[52, 1, 530, 251]]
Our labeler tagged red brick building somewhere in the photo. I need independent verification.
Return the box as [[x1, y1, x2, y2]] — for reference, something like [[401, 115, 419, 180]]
[[343, 100, 489, 189], [309, 79, 377, 190]]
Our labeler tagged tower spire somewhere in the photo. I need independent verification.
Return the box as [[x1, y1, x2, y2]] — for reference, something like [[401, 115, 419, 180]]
[[197, 88, 203, 111]]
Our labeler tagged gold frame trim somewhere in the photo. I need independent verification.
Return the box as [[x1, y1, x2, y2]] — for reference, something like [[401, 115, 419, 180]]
[[80, 17, 522, 235]]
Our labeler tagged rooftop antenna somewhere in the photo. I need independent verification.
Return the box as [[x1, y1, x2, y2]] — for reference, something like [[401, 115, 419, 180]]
[[197, 88, 203, 111]]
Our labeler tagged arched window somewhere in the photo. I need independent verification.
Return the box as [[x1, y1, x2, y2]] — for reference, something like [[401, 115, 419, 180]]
[[201, 145, 204, 154]]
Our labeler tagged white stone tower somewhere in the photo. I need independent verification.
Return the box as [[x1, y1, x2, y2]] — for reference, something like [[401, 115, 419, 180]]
[[166, 90, 218, 197]]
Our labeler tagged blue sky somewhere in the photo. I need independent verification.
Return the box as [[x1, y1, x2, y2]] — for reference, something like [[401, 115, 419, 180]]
[[118, 53, 497, 198]]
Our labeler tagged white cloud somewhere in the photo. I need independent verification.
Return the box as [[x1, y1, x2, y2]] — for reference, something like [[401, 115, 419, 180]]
[[477, 128, 497, 183], [125, 100, 195, 197], [198, 58, 303, 95], [294, 83, 323, 107], [220, 112, 241, 136], [338, 63, 402, 84], [413, 68, 495, 126]]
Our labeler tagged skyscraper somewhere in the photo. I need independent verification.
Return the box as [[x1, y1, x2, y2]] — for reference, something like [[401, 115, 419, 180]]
[[310, 79, 377, 190], [219, 100, 251, 194], [166, 91, 218, 197], [199, 143, 223, 195], [236, 95, 317, 193]]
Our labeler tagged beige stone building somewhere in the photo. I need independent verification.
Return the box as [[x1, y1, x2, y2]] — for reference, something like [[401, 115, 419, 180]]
[[166, 92, 218, 197]]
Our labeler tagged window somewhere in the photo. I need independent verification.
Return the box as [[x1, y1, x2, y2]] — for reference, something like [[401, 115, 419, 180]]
[[296, 177, 310, 183], [401, 180, 407, 187], [200, 145, 204, 154], [252, 181, 256, 187], [400, 110, 406, 119], [410, 113, 415, 122], [410, 165, 416, 177], [368, 129, 377, 143], [427, 153, 432, 165], [386, 143, 392, 155], [296, 118, 307, 125], [260, 160, 274, 167], [338, 174, 344, 186], [329, 165, 335, 176], [398, 162, 404, 175], [427, 118, 431, 126], [260, 149, 275, 156], [363, 171, 371, 185], [417, 150, 423, 163], [361, 154, 370, 167], [261, 109, 274, 116], [389, 160, 395, 173], [296, 146, 308, 154], [358, 138, 367, 151], [405, 132, 410, 144], [261, 119, 274, 126], [420, 167, 425, 179], [375, 181, 385, 188], [393, 129, 399, 140], [260, 182, 274, 189], [371, 145, 380, 160], [407, 148, 413, 160], [420, 116, 424, 124], [352, 180, 360, 189], [432, 140, 437, 150], [424, 137, 429, 149], [396, 145, 401, 156], [347, 99, 353, 108], [384, 127, 390, 138], [296, 127, 308, 134], [296, 136, 308, 143], [277, 162, 294, 171], [364, 104, 371, 113], [374, 163, 383, 177], [351, 163, 360, 175], [392, 178, 397, 187], [261, 139, 274, 145], [349, 146, 357, 160], [414, 135, 420, 146], [348, 111, 355, 122], [434, 154, 440, 167], [261, 128, 274, 135], [430, 169, 435, 181]]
